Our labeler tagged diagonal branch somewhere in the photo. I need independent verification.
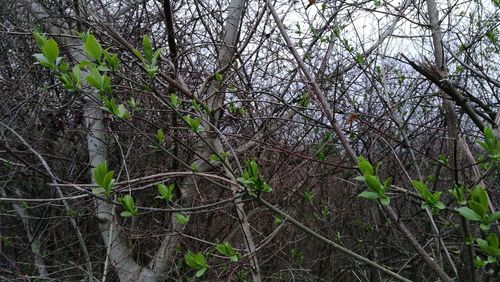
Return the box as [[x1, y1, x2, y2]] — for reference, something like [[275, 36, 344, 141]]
[[401, 54, 485, 132]]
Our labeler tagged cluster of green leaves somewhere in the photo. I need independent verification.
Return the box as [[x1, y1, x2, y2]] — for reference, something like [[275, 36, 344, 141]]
[[356, 156, 390, 205], [228, 101, 246, 116], [33, 32, 62, 69], [170, 93, 180, 108], [411, 180, 445, 213], [479, 126, 500, 166], [156, 183, 175, 202], [102, 96, 130, 119], [457, 186, 500, 231], [57, 63, 82, 91], [119, 195, 138, 217], [183, 115, 203, 133], [475, 233, 500, 267], [449, 184, 466, 205], [128, 97, 140, 111], [82, 33, 125, 116], [452, 128, 500, 269], [185, 251, 208, 278], [92, 163, 138, 218], [215, 242, 240, 262], [290, 248, 304, 263], [80, 32, 131, 120], [209, 152, 229, 164], [184, 241, 240, 278], [237, 160, 272, 197], [190, 99, 209, 113], [86, 65, 111, 95], [92, 162, 115, 197], [32, 31, 133, 120], [303, 190, 313, 204], [133, 35, 163, 77], [33, 32, 82, 92]]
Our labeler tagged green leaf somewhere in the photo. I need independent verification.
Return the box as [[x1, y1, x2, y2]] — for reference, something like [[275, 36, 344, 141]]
[[379, 196, 390, 206], [353, 175, 365, 182], [33, 32, 46, 50], [78, 60, 93, 69], [156, 183, 174, 202], [118, 104, 131, 119], [72, 65, 82, 81], [92, 187, 105, 194], [273, 216, 283, 225], [86, 67, 103, 90], [484, 126, 495, 148], [411, 180, 430, 198], [303, 191, 313, 204], [143, 35, 153, 62], [156, 129, 165, 144], [457, 207, 482, 221], [431, 191, 442, 203], [43, 39, 59, 64], [195, 268, 207, 278], [92, 162, 108, 186], [191, 100, 200, 111], [120, 211, 133, 217], [355, 53, 365, 64], [480, 223, 491, 231], [170, 93, 179, 108], [97, 65, 111, 72], [249, 160, 259, 177], [474, 256, 487, 268], [185, 251, 208, 275], [152, 48, 163, 65], [103, 75, 112, 94], [84, 35, 103, 61], [191, 163, 199, 172], [357, 156, 374, 175], [102, 171, 115, 191], [364, 174, 382, 193], [487, 233, 499, 249], [358, 191, 379, 200], [132, 49, 144, 62], [145, 64, 158, 77], [383, 177, 392, 188], [469, 201, 487, 218], [216, 242, 239, 262], [119, 195, 137, 216], [471, 186, 489, 208], [175, 213, 189, 224], [237, 177, 254, 186], [434, 201, 445, 210], [92, 162, 115, 196], [33, 53, 52, 68], [183, 115, 203, 132], [214, 72, 223, 81], [489, 211, 500, 221]]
